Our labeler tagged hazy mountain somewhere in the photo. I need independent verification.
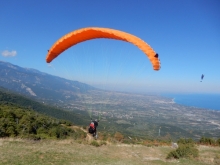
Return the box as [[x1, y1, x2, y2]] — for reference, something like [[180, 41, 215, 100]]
[[0, 60, 96, 103]]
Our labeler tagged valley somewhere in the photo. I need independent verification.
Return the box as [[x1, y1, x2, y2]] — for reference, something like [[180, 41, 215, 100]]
[[1, 60, 220, 140]]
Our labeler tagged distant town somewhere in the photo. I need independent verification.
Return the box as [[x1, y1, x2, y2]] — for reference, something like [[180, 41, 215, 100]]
[[57, 90, 220, 139]]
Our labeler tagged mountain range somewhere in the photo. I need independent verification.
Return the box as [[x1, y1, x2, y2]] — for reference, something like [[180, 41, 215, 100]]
[[0, 60, 96, 104]]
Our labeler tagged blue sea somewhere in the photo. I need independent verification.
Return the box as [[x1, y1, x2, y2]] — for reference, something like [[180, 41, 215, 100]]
[[161, 93, 220, 111]]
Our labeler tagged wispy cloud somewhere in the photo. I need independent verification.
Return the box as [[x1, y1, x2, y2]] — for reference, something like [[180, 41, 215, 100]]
[[1, 50, 17, 57]]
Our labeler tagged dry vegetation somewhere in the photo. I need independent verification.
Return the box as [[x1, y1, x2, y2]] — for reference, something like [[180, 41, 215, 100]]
[[0, 138, 219, 165]]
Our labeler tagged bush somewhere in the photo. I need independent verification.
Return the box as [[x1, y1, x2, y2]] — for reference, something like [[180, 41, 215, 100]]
[[114, 132, 124, 142], [178, 138, 194, 146], [99, 141, 107, 146], [82, 126, 87, 130], [199, 137, 216, 146], [0, 103, 78, 140], [167, 143, 199, 159], [98, 132, 109, 141], [216, 138, 220, 146], [90, 140, 100, 147]]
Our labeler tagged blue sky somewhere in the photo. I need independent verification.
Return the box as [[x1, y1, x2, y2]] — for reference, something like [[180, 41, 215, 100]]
[[1, 0, 220, 94]]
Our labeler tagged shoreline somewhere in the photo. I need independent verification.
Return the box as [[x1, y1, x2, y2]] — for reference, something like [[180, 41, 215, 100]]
[[161, 93, 220, 111]]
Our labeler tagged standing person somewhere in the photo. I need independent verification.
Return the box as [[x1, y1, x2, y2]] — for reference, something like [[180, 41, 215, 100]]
[[88, 119, 99, 138]]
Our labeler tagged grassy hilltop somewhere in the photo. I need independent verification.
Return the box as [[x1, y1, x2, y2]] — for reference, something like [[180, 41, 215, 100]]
[[0, 138, 220, 165]]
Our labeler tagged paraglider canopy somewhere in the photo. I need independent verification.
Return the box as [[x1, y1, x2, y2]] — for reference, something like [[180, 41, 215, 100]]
[[46, 27, 161, 71]]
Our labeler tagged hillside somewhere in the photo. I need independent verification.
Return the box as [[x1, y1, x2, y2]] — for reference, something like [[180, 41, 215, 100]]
[[0, 88, 89, 140], [1, 61, 220, 147], [1, 61, 220, 141], [0, 60, 96, 106], [0, 86, 88, 126], [0, 138, 219, 165], [1, 81, 220, 165]]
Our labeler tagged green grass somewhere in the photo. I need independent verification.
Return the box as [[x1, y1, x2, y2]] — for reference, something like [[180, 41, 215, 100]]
[[0, 138, 219, 165]]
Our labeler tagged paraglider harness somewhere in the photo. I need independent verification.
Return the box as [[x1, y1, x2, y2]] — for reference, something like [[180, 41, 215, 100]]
[[88, 119, 99, 137]]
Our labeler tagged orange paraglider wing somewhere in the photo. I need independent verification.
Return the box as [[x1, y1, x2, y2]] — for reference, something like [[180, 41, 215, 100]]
[[46, 27, 161, 70]]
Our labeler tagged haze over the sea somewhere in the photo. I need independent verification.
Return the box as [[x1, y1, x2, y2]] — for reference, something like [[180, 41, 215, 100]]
[[162, 93, 220, 111]]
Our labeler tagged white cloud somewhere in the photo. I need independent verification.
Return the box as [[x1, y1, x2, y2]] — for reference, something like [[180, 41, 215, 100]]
[[1, 50, 17, 57]]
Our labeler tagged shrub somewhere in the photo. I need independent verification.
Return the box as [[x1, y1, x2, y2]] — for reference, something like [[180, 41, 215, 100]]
[[90, 140, 100, 147], [99, 141, 107, 146], [6, 125, 17, 137], [167, 143, 198, 159], [114, 132, 124, 142], [82, 126, 86, 130], [199, 137, 216, 146], [216, 138, 220, 146], [178, 138, 194, 146]]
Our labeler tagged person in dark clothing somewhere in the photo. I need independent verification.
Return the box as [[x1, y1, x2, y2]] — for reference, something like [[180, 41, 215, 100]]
[[88, 119, 99, 138]]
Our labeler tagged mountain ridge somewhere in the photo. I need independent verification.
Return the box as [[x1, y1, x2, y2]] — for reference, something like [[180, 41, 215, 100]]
[[0, 60, 97, 104]]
